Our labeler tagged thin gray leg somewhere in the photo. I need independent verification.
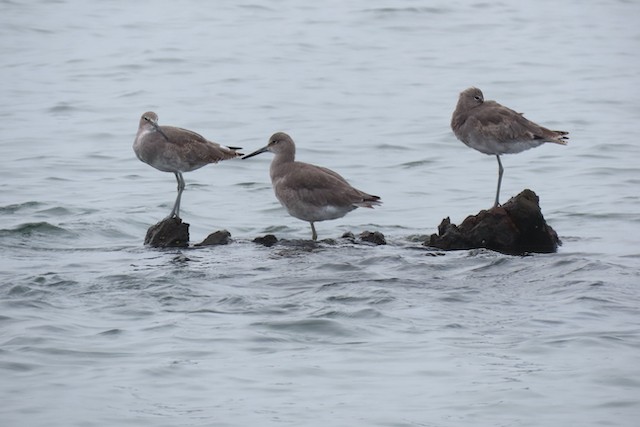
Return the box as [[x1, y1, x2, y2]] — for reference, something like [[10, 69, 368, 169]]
[[169, 172, 185, 218], [310, 222, 317, 241], [494, 155, 504, 208]]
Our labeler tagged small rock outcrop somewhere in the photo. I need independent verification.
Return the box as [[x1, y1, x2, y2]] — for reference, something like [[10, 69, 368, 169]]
[[359, 231, 387, 245], [253, 234, 279, 247], [144, 217, 190, 248], [195, 230, 231, 246], [426, 189, 560, 255]]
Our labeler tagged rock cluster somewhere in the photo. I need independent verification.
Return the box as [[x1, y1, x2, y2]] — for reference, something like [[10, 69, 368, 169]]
[[142, 189, 560, 255]]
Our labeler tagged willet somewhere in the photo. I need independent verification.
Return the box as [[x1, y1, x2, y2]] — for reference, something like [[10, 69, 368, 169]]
[[451, 87, 568, 207], [133, 111, 242, 218], [242, 132, 381, 241]]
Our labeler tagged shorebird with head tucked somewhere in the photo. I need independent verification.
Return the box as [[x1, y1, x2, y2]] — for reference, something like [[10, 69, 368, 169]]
[[451, 87, 568, 207], [133, 111, 242, 219], [243, 132, 381, 241]]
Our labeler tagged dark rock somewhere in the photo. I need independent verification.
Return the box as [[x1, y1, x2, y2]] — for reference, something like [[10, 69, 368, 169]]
[[172, 253, 190, 262], [144, 217, 189, 248], [253, 234, 278, 247], [359, 231, 387, 245], [195, 230, 231, 246], [426, 189, 561, 255], [341, 231, 356, 241]]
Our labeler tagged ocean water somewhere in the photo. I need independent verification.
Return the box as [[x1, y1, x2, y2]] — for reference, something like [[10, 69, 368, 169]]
[[1, 0, 639, 426]]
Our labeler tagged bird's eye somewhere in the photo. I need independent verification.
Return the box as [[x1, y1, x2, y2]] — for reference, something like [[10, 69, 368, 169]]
[[474, 95, 482, 101]]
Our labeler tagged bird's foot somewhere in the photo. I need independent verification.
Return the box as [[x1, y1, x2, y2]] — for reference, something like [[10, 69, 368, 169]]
[[164, 213, 181, 221]]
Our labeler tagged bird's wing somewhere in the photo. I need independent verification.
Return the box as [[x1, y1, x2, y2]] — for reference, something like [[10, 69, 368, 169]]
[[160, 126, 242, 162], [472, 102, 566, 144], [275, 163, 365, 208]]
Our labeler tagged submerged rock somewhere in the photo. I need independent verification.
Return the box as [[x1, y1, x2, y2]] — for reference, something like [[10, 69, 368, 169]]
[[195, 230, 231, 246], [341, 231, 356, 241], [359, 231, 387, 245], [253, 234, 278, 247], [426, 189, 561, 255], [341, 231, 386, 245], [252, 231, 387, 247], [144, 217, 189, 248], [171, 253, 190, 263]]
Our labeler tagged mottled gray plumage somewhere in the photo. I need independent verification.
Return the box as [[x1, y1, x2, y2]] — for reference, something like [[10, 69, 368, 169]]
[[243, 132, 381, 240], [133, 111, 242, 218], [451, 87, 568, 207]]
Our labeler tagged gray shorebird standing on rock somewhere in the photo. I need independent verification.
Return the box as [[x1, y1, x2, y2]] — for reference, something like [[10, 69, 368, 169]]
[[451, 87, 568, 207], [242, 132, 381, 241], [133, 111, 242, 219]]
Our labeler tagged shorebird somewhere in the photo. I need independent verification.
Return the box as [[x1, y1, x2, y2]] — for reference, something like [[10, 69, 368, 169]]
[[242, 132, 381, 240], [451, 87, 568, 207], [133, 111, 242, 218]]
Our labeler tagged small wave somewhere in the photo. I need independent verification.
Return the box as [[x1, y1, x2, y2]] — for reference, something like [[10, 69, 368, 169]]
[[98, 329, 124, 336], [0, 222, 73, 237], [363, 6, 450, 15], [400, 159, 438, 169], [0, 201, 44, 214], [253, 318, 353, 338], [118, 89, 146, 97], [239, 4, 274, 11], [47, 103, 77, 114], [149, 57, 185, 64], [35, 206, 73, 216], [0, 361, 36, 373], [314, 307, 383, 320]]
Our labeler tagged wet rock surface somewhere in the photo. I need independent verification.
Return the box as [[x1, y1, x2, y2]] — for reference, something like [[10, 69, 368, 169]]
[[426, 189, 561, 255], [145, 217, 189, 248], [359, 231, 387, 245], [253, 234, 279, 247], [195, 230, 231, 246], [253, 231, 387, 247]]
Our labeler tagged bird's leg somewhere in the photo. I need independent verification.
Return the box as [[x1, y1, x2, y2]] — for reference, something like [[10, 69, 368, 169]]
[[494, 155, 504, 208], [169, 172, 185, 219], [310, 222, 317, 241]]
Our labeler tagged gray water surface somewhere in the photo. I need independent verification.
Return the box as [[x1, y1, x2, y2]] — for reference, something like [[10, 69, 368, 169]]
[[1, 1, 639, 426]]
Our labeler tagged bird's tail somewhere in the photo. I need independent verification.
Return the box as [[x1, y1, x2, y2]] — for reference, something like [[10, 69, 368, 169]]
[[549, 130, 569, 145], [221, 145, 244, 158], [356, 194, 382, 209]]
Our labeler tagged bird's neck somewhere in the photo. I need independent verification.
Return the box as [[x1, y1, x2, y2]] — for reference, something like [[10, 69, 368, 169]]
[[269, 151, 295, 180], [451, 105, 469, 131]]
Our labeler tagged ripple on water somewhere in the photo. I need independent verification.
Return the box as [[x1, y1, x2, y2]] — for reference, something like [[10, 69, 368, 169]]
[[0, 222, 76, 238], [311, 307, 383, 320], [47, 102, 77, 114], [0, 201, 45, 214], [0, 360, 36, 373], [252, 318, 355, 339]]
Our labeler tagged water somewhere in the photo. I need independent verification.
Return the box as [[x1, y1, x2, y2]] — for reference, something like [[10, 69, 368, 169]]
[[1, 0, 639, 426]]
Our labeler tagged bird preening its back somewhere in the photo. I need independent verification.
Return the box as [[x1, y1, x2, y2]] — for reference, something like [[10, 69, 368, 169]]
[[133, 111, 242, 219], [242, 132, 381, 241], [451, 87, 568, 207]]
